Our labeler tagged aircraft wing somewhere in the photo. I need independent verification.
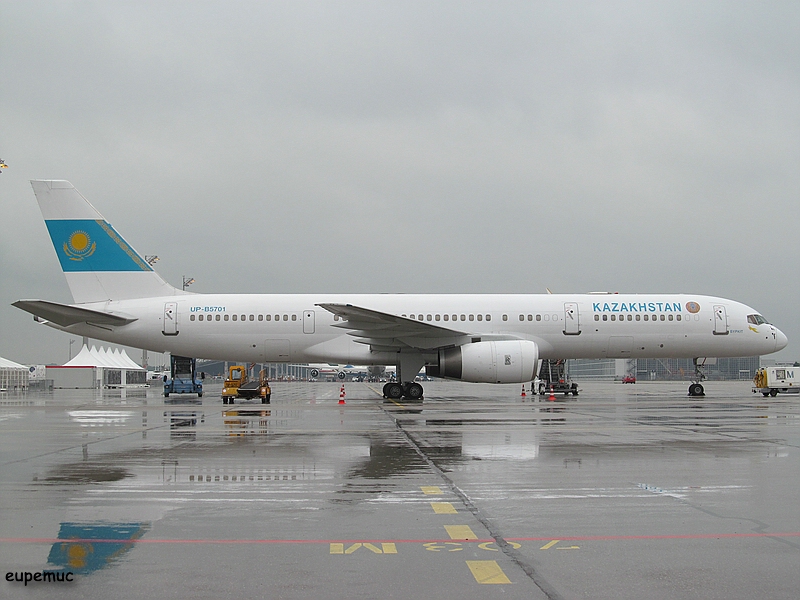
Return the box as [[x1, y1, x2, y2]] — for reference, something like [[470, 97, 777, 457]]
[[13, 299, 138, 327], [316, 303, 472, 351]]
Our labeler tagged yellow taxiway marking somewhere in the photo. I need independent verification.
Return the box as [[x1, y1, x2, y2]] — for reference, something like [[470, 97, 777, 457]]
[[329, 542, 397, 555], [478, 541, 521, 551], [539, 540, 560, 550], [466, 560, 512, 584], [431, 502, 458, 514], [445, 525, 478, 540], [421, 486, 442, 495], [557, 546, 580, 550]]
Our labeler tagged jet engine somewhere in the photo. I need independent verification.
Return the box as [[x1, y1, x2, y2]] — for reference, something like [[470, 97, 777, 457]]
[[427, 340, 538, 384]]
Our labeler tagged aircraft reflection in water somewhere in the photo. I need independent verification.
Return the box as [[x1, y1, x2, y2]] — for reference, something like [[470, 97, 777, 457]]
[[47, 522, 149, 575]]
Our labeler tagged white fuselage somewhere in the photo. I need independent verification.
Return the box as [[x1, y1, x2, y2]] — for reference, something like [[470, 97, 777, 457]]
[[52, 293, 784, 365]]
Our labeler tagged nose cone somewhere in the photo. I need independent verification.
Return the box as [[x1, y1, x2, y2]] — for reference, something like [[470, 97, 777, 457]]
[[776, 328, 789, 351]]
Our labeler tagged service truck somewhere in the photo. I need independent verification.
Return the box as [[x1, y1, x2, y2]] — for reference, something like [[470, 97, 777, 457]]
[[222, 366, 271, 404], [753, 366, 800, 397], [163, 355, 204, 397]]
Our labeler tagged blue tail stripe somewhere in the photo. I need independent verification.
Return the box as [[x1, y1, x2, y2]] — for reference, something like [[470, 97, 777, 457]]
[[45, 219, 152, 273]]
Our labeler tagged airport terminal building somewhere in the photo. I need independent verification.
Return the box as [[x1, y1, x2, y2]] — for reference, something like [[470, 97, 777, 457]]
[[567, 356, 761, 381]]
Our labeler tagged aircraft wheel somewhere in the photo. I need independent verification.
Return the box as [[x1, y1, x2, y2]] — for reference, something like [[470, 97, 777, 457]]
[[688, 383, 704, 396], [762, 392, 770, 397], [386, 383, 404, 400], [382, 383, 393, 398], [198, 391, 203, 398], [404, 383, 424, 400], [164, 392, 169, 398], [770, 390, 778, 397]]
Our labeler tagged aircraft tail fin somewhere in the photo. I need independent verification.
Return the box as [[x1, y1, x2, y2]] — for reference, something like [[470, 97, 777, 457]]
[[30, 180, 185, 304]]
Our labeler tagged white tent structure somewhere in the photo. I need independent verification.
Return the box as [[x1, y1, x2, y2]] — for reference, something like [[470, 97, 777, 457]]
[[46, 345, 147, 389], [0, 356, 29, 391]]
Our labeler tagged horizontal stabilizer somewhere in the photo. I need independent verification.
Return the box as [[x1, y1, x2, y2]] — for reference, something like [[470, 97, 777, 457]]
[[12, 299, 138, 327]]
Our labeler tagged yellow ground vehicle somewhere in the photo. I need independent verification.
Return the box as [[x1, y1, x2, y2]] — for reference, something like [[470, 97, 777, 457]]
[[222, 366, 271, 404]]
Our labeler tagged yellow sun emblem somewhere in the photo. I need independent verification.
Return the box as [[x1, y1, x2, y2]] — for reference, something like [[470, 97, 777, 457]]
[[63, 230, 96, 261]]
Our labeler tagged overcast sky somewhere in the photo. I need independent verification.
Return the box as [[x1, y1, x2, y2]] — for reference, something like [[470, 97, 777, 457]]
[[1, 1, 798, 365]]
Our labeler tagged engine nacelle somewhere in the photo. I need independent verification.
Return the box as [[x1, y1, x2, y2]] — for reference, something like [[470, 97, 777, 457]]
[[427, 340, 539, 384]]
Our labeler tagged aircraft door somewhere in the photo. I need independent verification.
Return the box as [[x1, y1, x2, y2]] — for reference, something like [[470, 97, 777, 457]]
[[563, 302, 580, 335], [713, 305, 728, 335], [303, 310, 315, 334], [163, 302, 178, 336]]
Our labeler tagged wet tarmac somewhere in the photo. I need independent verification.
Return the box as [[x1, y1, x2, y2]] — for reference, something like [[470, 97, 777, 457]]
[[1, 380, 798, 599]]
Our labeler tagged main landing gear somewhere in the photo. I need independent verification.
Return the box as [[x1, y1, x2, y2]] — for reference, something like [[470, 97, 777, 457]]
[[688, 358, 706, 397], [383, 381, 424, 400]]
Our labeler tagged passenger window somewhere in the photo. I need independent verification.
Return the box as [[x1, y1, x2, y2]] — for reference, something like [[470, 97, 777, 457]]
[[460, 314, 466, 321], [635, 315, 640, 321], [258, 314, 263, 321], [676, 315, 681, 321], [266, 314, 271, 321], [283, 315, 288, 321], [502, 315, 508, 321], [443, 314, 449, 321], [611, 315, 616, 321], [190, 314, 196, 321], [241, 314, 246, 321], [199, 314, 204, 321], [435, 314, 440, 321], [544, 314, 550, 321], [427, 315, 432, 321], [486, 314, 491, 321], [477, 314, 482, 321], [216, 314, 221, 321], [250, 315, 255, 321], [660, 315, 665, 321], [275, 315, 280, 321], [292, 314, 297, 321], [594, 315, 599, 321], [232, 315, 237, 321], [418, 314, 423, 321], [469, 314, 474, 321], [452, 314, 457, 322], [519, 315, 524, 321], [224, 314, 229, 321], [527, 314, 532, 321], [603, 315, 608, 321], [668, 314, 673, 321], [643, 315, 648, 321]]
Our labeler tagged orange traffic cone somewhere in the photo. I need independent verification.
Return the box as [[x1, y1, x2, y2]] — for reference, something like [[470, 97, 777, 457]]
[[548, 385, 556, 401], [520, 385, 526, 397], [339, 384, 346, 405]]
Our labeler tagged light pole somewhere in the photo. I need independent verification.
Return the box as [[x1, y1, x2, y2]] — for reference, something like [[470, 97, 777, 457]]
[[182, 276, 195, 291], [68, 339, 75, 361]]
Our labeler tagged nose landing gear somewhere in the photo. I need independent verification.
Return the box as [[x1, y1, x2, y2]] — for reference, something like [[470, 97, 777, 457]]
[[689, 358, 706, 397]]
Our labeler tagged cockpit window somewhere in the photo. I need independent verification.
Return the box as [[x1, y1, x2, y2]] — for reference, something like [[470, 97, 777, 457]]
[[747, 314, 769, 325]]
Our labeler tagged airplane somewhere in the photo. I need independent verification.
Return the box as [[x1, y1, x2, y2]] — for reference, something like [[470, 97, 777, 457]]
[[13, 180, 788, 400], [306, 364, 395, 381]]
